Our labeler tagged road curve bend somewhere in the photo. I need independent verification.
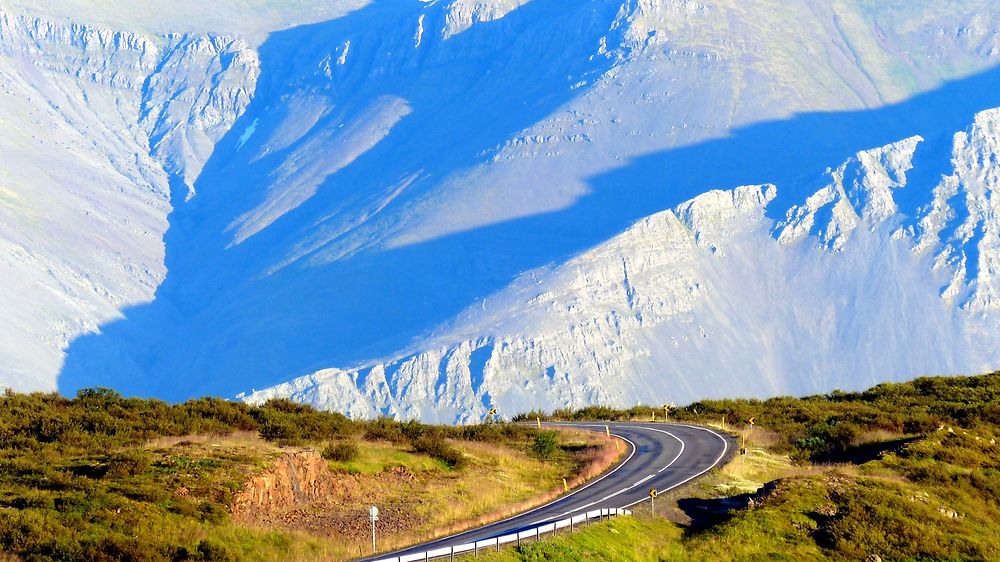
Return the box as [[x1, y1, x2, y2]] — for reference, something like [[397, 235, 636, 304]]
[[366, 422, 736, 561]]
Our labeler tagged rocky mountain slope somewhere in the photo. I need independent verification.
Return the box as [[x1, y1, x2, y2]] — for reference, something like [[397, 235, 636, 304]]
[[2, 0, 1000, 420]]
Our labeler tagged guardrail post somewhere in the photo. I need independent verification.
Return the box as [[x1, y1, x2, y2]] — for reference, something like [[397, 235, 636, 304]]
[[450, 546, 455, 562], [535, 527, 540, 542], [496, 538, 500, 553]]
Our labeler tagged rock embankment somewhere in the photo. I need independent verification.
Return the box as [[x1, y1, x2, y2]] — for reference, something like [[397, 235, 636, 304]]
[[232, 450, 337, 519], [231, 449, 419, 540]]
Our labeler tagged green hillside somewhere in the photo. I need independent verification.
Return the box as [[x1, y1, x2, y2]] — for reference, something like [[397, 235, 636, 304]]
[[499, 372, 1000, 561], [0, 391, 615, 561]]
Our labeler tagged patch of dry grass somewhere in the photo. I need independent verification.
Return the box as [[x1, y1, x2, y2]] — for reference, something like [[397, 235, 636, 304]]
[[146, 430, 261, 448]]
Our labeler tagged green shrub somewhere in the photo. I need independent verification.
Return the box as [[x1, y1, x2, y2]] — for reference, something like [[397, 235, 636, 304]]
[[532, 431, 559, 461], [104, 451, 152, 479], [412, 435, 466, 469], [196, 538, 234, 561], [515, 541, 580, 561], [362, 417, 407, 444], [259, 398, 313, 415], [322, 442, 360, 462]]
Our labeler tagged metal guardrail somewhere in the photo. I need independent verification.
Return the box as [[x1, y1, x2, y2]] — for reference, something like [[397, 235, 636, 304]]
[[372, 508, 632, 562]]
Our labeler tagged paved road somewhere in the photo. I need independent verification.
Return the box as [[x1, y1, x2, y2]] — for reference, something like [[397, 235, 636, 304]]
[[367, 422, 736, 561]]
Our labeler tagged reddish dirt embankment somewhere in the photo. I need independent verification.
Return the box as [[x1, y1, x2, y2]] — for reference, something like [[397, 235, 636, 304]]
[[232, 450, 420, 540]]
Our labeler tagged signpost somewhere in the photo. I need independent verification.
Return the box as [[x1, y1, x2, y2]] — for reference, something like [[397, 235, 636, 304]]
[[649, 489, 657, 516], [369, 505, 379, 554], [742, 417, 756, 456]]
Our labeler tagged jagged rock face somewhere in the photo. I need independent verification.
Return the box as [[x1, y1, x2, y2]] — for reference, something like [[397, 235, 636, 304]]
[[776, 137, 921, 251], [3, 1, 1000, 420], [232, 450, 338, 519], [914, 109, 1000, 311]]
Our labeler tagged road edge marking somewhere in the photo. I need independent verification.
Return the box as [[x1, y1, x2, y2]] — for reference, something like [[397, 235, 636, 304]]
[[620, 423, 730, 509]]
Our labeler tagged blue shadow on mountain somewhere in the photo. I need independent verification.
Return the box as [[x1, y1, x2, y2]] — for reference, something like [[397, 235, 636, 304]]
[[58, 0, 1000, 402]]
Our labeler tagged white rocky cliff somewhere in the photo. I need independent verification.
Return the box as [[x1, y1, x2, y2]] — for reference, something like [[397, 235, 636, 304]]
[[2, 1, 1000, 421]]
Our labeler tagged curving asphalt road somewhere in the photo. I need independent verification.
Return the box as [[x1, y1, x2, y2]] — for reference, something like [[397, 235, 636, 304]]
[[365, 422, 736, 561]]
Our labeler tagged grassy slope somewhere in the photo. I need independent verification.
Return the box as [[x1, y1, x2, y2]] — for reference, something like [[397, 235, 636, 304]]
[[493, 372, 1000, 561], [0, 391, 619, 562]]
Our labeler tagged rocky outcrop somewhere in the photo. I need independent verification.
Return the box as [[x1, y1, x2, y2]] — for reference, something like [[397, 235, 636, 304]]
[[232, 450, 337, 519], [912, 109, 1000, 311], [775, 137, 921, 251]]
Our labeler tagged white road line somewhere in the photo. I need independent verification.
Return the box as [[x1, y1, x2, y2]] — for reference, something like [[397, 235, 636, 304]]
[[633, 474, 653, 486], [551, 425, 686, 517], [620, 424, 730, 509]]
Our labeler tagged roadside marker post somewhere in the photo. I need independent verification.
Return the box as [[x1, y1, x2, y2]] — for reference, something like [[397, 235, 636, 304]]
[[536, 417, 541, 429], [605, 424, 610, 437], [369, 505, 379, 555], [563, 478, 568, 492]]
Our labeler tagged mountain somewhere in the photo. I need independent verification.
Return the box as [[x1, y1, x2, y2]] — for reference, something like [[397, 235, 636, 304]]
[[2, 0, 1000, 421]]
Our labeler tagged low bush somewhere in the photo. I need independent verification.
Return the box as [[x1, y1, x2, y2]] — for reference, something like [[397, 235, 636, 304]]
[[412, 435, 466, 469], [322, 441, 360, 462], [104, 450, 152, 479], [362, 417, 408, 444], [532, 431, 558, 461]]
